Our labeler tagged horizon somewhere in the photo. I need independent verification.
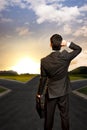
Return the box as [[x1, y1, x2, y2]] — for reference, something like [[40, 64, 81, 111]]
[[0, 0, 87, 74], [0, 65, 87, 75]]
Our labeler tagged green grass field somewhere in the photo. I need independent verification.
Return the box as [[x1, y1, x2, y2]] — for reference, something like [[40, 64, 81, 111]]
[[69, 74, 87, 80], [0, 87, 6, 93], [0, 74, 38, 82], [0, 74, 87, 94], [70, 74, 87, 95], [0, 74, 86, 82], [78, 86, 87, 95], [0, 74, 38, 93]]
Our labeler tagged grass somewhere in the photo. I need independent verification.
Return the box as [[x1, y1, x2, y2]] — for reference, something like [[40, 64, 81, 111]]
[[70, 74, 87, 95], [69, 74, 87, 80], [70, 76, 85, 80], [0, 74, 86, 82], [0, 74, 87, 82], [78, 86, 87, 95], [0, 74, 38, 93], [0, 74, 87, 94], [0, 74, 38, 82], [0, 87, 6, 93]]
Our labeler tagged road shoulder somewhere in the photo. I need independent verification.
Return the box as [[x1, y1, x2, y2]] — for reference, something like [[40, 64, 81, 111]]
[[0, 86, 11, 97], [73, 90, 87, 100]]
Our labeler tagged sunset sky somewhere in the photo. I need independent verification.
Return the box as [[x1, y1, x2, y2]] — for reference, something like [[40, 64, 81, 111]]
[[0, 0, 87, 74]]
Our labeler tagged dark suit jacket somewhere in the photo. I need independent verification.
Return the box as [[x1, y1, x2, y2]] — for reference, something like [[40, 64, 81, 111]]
[[38, 42, 82, 98]]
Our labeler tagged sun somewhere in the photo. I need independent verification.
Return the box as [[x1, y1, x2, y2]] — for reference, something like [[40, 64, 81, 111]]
[[11, 57, 40, 74]]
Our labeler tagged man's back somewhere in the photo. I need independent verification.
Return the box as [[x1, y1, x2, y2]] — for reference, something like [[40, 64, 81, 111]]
[[42, 50, 70, 80], [39, 42, 82, 98], [41, 50, 70, 98]]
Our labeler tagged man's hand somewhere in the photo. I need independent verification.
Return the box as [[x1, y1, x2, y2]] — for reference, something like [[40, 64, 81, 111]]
[[37, 94, 41, 98], [61, 40, 67, 46]]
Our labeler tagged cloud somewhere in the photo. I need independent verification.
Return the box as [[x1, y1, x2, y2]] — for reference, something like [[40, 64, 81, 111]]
[[0, 0, 27, 12], [5, 35, 12, 39], [69, 51, 87, 70], [73, 26, 87, 37], [79, 5, 87, 12], [16, 27, 30, 36], [0, 0, 85, 25], [24, 22, 30, 25], [84, 50, 87, 54], [0, 18, 13, 23], [28, 1, 80, 24], [63, 24, 72, 35], [0, 0, 87, 38], [23, 1, 87, 26], [70, 60, 77, 65], [46, 0, 65, 2], [0, 0, 8, 11], [10, 0, 26, 9]]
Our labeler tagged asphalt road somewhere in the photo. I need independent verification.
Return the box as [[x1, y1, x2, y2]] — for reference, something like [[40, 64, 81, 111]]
[[0, 76, 87, 130]]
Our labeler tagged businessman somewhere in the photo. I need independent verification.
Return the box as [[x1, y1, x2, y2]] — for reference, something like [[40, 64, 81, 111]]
[[37, 34, 82, 130]]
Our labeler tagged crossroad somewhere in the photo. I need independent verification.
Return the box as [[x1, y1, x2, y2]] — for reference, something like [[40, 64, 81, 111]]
[[0, 77, 87, 130]]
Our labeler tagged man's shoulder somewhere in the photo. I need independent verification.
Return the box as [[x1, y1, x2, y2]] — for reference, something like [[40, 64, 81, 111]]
[[41, 53, 51, 61], [41, 54, 51, 61], [61, 49, 68, 54], [59, 49, 68, 56], [41, 50, 68, 61]]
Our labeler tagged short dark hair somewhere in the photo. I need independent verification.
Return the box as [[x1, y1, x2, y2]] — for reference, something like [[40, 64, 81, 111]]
[[50, 34, 63, 50]]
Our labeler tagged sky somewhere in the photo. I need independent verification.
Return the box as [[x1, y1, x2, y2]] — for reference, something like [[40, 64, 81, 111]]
[[0, 0, 87, 74]]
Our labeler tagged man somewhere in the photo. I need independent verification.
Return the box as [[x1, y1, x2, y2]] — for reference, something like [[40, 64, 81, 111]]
[[37, 34, 82, 130]]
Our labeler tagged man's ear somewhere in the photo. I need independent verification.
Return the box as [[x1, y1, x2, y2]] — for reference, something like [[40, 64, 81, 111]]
[[50, 42, 52, 48]]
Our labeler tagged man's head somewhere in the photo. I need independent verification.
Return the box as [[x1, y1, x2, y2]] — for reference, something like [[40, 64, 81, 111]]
[[50, 34, 63, 50]]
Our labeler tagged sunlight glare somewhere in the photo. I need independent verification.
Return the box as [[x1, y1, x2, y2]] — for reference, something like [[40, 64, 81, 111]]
[[11, 57, 40, 74]]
